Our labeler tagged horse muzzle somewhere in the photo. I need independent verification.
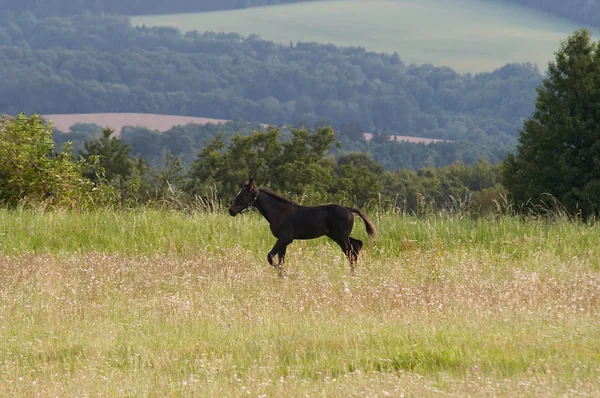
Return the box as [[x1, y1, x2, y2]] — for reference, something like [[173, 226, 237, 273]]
[[228, 206, 238, 217]]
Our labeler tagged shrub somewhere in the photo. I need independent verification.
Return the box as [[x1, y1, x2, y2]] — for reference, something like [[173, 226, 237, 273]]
[[0, 113, 116, 208]]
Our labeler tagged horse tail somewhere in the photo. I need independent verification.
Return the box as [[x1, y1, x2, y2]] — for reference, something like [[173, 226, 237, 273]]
[[348, 207, 376, 238]]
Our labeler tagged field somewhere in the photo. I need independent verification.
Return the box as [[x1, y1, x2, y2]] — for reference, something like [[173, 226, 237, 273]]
[[43, 113, 236, 135], [0, 208, 599, 396], [130, 0, 597, 73], [44, 113, 445, 143]]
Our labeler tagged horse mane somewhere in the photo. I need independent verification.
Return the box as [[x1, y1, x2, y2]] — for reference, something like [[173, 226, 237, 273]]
[[259, 188, 298, 205]]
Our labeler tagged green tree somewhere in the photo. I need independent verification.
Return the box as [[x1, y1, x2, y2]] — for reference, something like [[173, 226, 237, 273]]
[[334, 153, 385, 206], [138, 152, 186, 206], [79, 128, 140, 203], [0, 113, 115, 208], [271, 126, 339, 200], [186, 126, 340, 203], [503, 29, 600, 218], [186, 127, 282, 198], [185, 133, 227, 197]]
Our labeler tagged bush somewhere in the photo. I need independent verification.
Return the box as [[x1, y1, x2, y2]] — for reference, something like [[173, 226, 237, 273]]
[[0, 113, 116, 208]]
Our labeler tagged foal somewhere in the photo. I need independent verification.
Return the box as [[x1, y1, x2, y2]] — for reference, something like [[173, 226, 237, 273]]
[[229, 178, 376, 275]]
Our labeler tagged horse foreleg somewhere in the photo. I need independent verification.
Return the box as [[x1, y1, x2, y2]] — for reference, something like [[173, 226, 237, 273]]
[[268, 239, 290, 277], [277, 246, 287, 267]]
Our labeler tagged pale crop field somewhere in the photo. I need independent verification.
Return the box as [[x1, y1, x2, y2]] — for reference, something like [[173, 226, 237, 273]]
[[131, 0, 598, 73], [0, 209, 599, 396]]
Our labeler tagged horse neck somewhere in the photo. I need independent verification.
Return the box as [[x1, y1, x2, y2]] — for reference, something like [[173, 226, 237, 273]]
[[254, 190, 293, 224]]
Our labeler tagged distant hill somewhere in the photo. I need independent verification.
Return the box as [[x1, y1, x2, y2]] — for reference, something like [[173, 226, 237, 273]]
[[1, 12, 542, 147], [1, 11, 535, 170], [131, 0, 586, 73]]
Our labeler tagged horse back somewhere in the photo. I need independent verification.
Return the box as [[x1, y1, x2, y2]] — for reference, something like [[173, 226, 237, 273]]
[[281, 204, 352, 239]]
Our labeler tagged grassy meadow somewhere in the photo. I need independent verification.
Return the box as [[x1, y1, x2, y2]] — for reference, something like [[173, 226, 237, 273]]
[[131, 0, 597, 73], [0, 208, 599, 396]]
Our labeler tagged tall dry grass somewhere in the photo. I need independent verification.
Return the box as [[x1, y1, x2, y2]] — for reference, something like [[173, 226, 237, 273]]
[[0, 209, 598, 396]]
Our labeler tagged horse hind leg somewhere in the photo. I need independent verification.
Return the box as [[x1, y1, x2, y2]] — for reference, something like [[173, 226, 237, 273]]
[[347, 238, 365, 274], [334, 238, 357, 274], [350, 237, 363, 258]]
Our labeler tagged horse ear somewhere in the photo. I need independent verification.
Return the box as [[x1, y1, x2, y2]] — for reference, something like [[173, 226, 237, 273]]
[[243, 178, 255, 190]]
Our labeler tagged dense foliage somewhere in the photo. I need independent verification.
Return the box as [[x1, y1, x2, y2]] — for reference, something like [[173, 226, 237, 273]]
[[503, 29, 600, 219], [52, 118, 504, 213], [0, 114, 115, 208], [0, 0, 322, 16], [184, 126, 504, 211]]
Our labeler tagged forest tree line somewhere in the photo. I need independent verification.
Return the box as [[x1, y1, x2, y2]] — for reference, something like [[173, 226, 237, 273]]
[[52, 121, 511, 172], [3, 113, 505, 214]]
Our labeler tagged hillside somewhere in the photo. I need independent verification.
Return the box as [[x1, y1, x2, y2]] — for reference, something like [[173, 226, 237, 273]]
[[0, 13, 541, 141], [131, 0, 587, 73]]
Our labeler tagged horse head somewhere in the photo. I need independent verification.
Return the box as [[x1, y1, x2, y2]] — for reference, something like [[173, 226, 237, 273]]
[[228, 178, 259, 216]]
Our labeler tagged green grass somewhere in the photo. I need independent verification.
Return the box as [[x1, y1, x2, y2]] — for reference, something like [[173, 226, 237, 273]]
[[1, 209, 599, 396], [1, 208, 598, 260], [131, 0, 597, 73]]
